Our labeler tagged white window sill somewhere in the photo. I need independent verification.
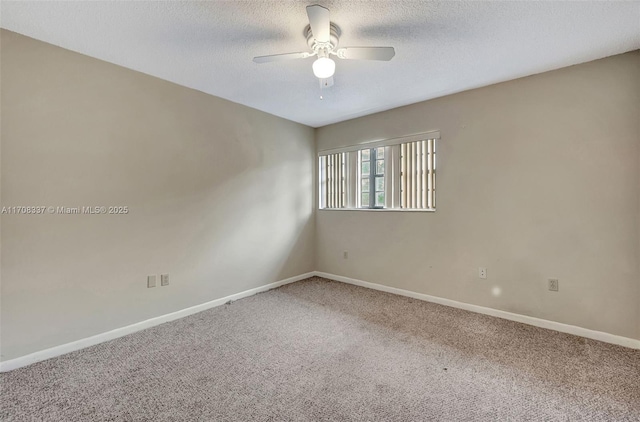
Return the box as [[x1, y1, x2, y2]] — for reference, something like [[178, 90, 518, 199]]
[[318, 208, 435, 212]]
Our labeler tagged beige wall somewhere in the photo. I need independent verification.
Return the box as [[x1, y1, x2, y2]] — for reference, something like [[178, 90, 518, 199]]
[[0, 30, 315, 360], [316, 51, 640, 340]]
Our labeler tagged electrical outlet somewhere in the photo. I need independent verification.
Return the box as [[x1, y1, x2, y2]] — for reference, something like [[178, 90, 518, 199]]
[[161, 274, 169, 286], [479, 267, 487, 279], [343, 251, 348, 259], [548, 278, 559, 292], [147, 275, 156, 288]]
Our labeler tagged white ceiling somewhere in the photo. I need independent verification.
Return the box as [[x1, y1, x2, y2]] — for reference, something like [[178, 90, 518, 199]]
[[2, 1, 639, 128]]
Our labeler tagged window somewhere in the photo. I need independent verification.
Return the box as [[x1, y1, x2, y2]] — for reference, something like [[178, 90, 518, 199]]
[[318, 132, 438, 211], [358, 147, 385, 208]]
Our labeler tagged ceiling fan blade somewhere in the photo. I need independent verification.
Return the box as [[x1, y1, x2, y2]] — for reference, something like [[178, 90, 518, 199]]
[[319, 76, 334, 89], [335, 47, 395, 61], [306, 5, 330, 43], [253, 52, 312, 63]]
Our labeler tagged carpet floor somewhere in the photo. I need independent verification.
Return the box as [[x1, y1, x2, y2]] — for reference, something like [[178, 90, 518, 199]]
[[2, 277, 639, 421]]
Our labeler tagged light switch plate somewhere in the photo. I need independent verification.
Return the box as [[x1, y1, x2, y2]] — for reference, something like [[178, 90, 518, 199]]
[[161, 274, 169, 286], [147, 275, 156, 288]]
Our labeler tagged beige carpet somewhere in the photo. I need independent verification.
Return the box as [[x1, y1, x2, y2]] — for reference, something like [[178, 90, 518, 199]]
[[2, 277, 639, 421]]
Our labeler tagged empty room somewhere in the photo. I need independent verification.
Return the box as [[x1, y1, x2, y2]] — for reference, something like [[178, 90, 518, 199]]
[[1, 1, 639, 421]]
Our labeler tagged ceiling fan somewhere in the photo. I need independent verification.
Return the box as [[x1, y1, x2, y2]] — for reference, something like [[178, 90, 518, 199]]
[[253, 4, 395, 88]]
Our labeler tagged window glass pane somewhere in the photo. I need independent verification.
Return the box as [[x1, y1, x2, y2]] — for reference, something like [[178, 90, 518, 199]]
[[361, 178, 370, 193], [361, 193, 369, 207], [376, 159, 384, 175], [361, 161, 370, 176], [376, 192, 385, 207], [375, 177, 384, 192], [377, 147, 384, 159], [361, 149, 370, 161]]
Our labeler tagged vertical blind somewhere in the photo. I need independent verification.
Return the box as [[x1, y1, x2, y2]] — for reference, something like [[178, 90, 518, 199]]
[[322, 152, 346, 208], [400, 138, 436, 209]]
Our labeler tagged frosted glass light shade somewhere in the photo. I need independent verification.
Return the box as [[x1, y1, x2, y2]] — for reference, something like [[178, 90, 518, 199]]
[[312, 57, 336, 79]]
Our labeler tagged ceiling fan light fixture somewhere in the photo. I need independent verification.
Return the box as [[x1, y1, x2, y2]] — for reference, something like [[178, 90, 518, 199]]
[[253, 5, 395, 88], [312, 57, 335, 79]]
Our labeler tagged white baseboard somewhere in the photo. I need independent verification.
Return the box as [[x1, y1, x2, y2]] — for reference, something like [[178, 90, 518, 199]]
[[314, 271, 640, 350], [3, 270, 637, 372], [0, 272, 314, 373]]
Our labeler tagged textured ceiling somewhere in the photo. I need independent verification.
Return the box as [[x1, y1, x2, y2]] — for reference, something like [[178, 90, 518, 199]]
[[2, 1, 639, 127]]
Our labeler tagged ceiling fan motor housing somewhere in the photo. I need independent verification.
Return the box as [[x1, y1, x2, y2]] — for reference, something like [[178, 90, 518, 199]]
[[305, 23, 340, 53]]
